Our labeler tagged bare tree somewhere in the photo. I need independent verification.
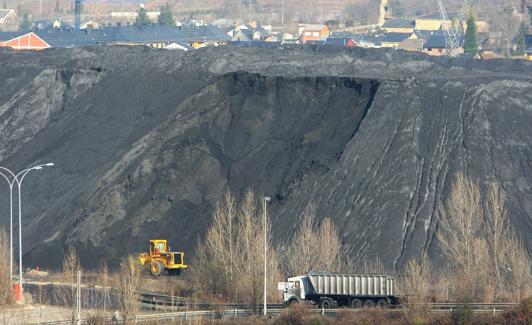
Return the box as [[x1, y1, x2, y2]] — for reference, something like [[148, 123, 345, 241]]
[[437, 175, 532, 301], [285, 205, 319, 275], [316, 218, 342, 272], [471, 237, 491, 301], [54, 246, 80, 322], [402, 254, 431, 306], [285, 205, 344, 275], [433, 269, 452, 302], [0, 228, 13, 306], [116, 255, 143, 321], [437, 173, 482, 275], [505, 234, 532, 301], [98, 260, 110, 322], [193, 190, 281, 305], [358, 256, 386, 274], [484, 182, 510, 299]]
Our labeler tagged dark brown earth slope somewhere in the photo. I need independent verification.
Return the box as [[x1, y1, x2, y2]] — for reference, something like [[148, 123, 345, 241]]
[[0, 46, 531, 270]]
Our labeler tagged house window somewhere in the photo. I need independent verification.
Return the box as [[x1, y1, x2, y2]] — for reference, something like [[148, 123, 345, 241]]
[[305, 31, 312, 36], [313, 32, 320, 37]]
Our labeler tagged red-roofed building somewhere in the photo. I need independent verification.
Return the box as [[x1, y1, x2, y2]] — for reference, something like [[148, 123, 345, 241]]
[[0, 32, 51, 50]]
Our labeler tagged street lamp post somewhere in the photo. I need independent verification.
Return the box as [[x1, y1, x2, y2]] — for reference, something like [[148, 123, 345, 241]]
[[0, 169, 15, 287], [0, 163, 54, 294], [263, 196, 271, 317]]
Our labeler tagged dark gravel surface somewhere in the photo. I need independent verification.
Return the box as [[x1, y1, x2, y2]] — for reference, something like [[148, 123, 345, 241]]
[[0, 45, 531, 270]]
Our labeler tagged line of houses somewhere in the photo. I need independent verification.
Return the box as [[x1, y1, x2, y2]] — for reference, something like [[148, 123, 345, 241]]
[[0, 24, 231, 50], [1, 7, 530, 60]]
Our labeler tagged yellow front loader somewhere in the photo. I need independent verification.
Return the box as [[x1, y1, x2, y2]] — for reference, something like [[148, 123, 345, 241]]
[[138, 239, 187, 276]]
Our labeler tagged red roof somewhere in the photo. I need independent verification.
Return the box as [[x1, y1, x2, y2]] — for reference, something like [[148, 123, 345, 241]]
[[0, 32, 50, 50]]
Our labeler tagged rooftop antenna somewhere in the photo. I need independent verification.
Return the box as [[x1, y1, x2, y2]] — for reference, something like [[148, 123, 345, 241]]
[[74, 0, 82, 31]]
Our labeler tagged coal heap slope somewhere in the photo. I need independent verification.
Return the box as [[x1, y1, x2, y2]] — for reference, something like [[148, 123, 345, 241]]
[[0, 46, 531, 269]]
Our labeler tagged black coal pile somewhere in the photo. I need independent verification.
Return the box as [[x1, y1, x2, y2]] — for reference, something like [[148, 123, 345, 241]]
[[0, 46, 531, 270]]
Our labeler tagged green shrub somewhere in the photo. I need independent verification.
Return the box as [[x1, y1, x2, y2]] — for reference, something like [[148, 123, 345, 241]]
[[452, 302, 474, 325]]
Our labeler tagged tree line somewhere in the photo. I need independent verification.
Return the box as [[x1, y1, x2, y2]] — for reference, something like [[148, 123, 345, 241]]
[[0, 172, 530, 316], [194, 174, 532, 306]]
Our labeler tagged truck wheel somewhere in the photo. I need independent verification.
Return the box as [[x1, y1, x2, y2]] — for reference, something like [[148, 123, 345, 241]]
[[288, 299, 300, 307], [350, 298, 362, 309], [363, 300, 375, 308], [169, 269, 182, 276], [377, 299, 388, 309], [150, 261, 164, 276], [320, 299, 332, 309]]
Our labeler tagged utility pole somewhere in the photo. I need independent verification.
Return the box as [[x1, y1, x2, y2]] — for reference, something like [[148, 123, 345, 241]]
[[263, 196, 271, 317]]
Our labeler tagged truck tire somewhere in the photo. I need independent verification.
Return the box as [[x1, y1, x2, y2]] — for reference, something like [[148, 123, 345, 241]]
[[320, 299, 332, 309], [350, 298, 362, 309], [376, 299, 388, 309], [363, 300, 375, 308], [288, 299, 300, 307], [169, 268, 182, 276], [150, 261, 164, 276]]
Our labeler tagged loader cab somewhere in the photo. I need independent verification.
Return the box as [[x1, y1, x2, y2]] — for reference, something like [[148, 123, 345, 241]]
[[149, 240, 167, 256]]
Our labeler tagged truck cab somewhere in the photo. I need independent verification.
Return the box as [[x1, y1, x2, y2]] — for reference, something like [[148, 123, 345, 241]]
[[279, 272, 398, 309], [279, 275, 311, 305]]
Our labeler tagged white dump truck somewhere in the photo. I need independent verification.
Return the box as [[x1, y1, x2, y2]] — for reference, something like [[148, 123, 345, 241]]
[[278, 272, 399, 308]]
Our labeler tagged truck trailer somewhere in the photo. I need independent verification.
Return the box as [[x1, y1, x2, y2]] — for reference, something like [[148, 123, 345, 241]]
[[278, 272, 399, 309]]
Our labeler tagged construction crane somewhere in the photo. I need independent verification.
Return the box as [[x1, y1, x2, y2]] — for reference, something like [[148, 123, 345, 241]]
[[74, 0, 82, 31], [437, 0, 472, 58]]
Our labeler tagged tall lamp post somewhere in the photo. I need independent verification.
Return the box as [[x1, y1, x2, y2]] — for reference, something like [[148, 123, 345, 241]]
[[263, 196, 271, 317], [0, 163, 54, 294], [0, 168, 15, 286]]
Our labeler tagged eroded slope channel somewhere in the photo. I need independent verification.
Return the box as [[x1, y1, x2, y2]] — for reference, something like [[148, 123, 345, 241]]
[[12, 72, 381, 268]]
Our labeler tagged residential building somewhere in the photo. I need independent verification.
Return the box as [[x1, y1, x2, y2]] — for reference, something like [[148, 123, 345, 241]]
[[280, 32, 298, 44], [110, 11, 160, 20], [325, 37, 357, 47], [233, 28, 253, 41], [80, 20, 100, 30], [0, 32, 51, 50], [228, 40, 282, 48], [380, 32, 416, 48], [230, 24, 277, 42], [298, 24, 329, 43], [379, 0, 389, 26], [382, 18, 415, 33], [415, 13, 449, 31], [423, 32, 464, 56], [0, 25, 231, 50], [306, 37, 357, 47], [526, 47, 532, 61], [398, 38, 424, 51], [164, 42, 193, 51], [0, 9, 17, 31]]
